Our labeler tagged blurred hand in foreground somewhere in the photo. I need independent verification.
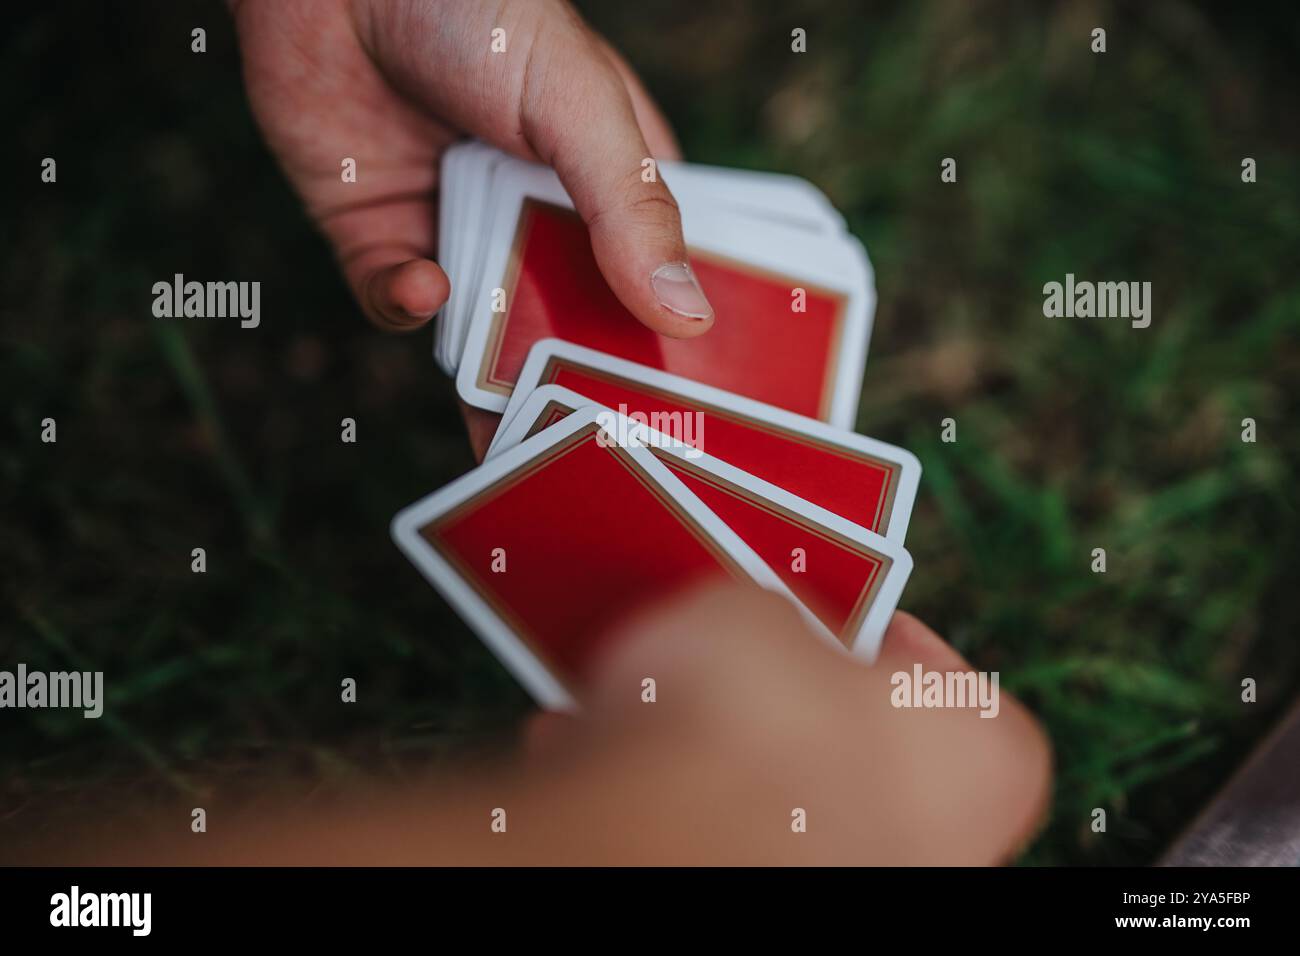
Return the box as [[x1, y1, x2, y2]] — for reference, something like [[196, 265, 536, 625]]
[[48, 583, 1050, 865]]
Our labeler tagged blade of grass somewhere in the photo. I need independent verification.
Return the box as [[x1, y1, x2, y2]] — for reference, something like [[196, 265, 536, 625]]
[[151, 320, 273, 545]]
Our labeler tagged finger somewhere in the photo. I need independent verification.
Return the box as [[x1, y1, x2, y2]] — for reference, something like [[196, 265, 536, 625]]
[[591, 585, 1052, 865], [873, 611, 1053, 863], [321, 196, 448, 332], [876, 610, 972, 674], [520, 711, 580, 764], [233, 0, 457, 333], [518, 24, 714, 338], [348, 250, 448, 332], [591, 35, 682, 161]]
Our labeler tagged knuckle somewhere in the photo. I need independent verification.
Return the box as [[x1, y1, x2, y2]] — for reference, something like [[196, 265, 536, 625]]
[[628, 190, 681, 220], [586, 187, 681, 236]]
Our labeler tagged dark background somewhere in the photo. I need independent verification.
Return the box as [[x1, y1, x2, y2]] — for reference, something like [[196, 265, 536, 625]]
[[2, 0, 1298, 865]]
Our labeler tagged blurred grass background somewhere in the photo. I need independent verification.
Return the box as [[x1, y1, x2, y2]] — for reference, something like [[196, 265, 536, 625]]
[[2, 0, 1298, 864]]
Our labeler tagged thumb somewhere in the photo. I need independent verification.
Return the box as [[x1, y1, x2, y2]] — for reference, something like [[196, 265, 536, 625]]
[[520, 34, 714, 338]]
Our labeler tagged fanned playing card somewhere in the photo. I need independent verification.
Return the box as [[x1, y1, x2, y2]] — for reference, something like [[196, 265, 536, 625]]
[[391, 407, 814, 709]]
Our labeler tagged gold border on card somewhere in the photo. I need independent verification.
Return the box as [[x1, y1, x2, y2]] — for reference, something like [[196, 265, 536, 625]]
[[520, 400, 578, 442], [476, 198, 545, 396]]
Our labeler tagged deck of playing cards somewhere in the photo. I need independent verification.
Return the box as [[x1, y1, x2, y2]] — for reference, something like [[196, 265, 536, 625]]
[[394, 142, 920, 710]]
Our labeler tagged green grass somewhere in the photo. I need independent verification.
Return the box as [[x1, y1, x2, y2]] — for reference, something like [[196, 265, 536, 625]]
[[3, 0, 1298, 864]]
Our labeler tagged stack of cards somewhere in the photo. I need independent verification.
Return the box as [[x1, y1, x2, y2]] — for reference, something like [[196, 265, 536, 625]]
[[435, 141, 871, 427], [394, 142, 920, 710]]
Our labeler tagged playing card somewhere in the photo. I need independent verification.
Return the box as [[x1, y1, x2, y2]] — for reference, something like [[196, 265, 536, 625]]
[[490, 339, 920, 542], [391, 406, 820, 709], [453, 162, 874, 426], [436, 145, 852, 373], [492, 385, 913, 658]]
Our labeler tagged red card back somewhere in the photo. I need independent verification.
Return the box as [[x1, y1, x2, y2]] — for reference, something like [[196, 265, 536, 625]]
[[420, 425, 741, 684], [477, 200, 847, 420]]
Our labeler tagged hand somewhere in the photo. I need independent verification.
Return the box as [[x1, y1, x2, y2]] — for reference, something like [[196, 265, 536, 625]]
[[519, 584, 1053, 865], [38, 585, 1050, 865], [230, 0, 714, 457], [219, 4, 1050, 865]]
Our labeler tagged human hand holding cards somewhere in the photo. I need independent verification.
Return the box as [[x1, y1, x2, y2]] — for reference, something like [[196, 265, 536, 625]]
[[393, 140, 921, 708], [441, 148, 873, 427], [234, 0, 918, 711]]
